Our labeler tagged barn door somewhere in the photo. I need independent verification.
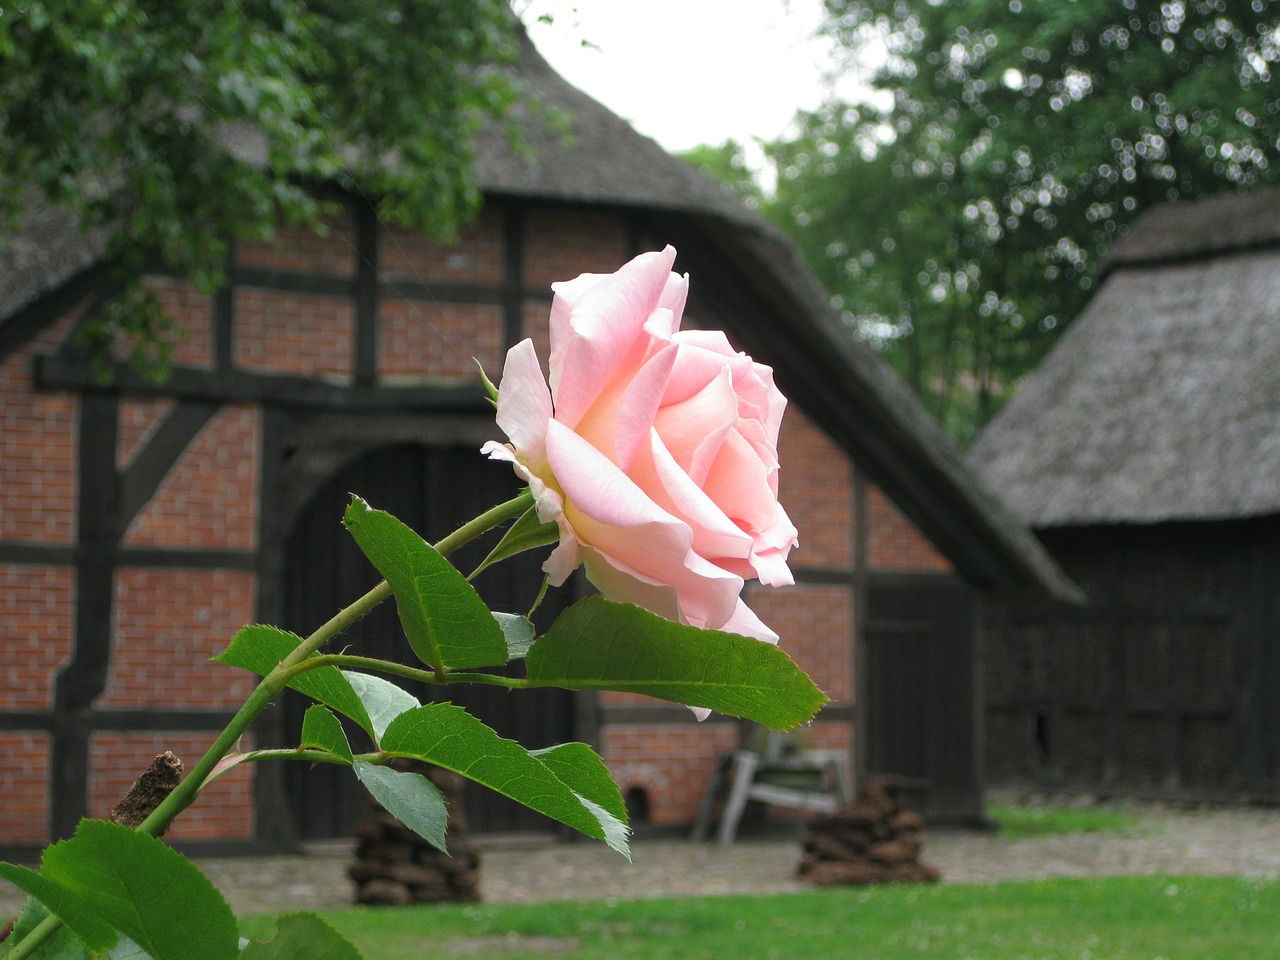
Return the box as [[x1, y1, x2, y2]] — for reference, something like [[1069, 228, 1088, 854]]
[[865, 573, 982, 823], [1243, 541, 1280, 783], [282, 443, 578, 838]]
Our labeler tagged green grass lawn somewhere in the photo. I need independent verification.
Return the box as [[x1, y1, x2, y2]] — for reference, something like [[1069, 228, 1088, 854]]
[[241, 876, 1279, 960], [986, 803, 1142, 838]]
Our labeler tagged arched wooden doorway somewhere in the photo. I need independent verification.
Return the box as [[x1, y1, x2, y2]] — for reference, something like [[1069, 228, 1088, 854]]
[[281, 442, 579, 837]]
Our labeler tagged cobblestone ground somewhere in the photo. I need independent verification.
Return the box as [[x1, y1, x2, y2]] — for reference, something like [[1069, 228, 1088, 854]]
[[4, 802, 1280, 917]]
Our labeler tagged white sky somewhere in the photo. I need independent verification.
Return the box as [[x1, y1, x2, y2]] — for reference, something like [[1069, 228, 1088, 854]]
[[521, 0, 851, 155]]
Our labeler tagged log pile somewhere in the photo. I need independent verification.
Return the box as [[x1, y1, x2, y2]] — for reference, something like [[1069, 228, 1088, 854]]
[[348, 762, 482, 904], [796, 779, 940, 886]]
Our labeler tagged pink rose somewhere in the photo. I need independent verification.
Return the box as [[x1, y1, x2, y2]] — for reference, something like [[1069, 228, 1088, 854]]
[[482, 245, 798, 646]]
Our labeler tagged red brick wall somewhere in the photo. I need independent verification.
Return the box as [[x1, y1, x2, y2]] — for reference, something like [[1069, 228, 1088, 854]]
[[122, 405, 260, 551], [233, 289, 354, 378], [140, 276, 214, 370], [0, 565, 74, 711], [117, 398, 177, 468], [776, 411, 853, 571], [237, 202, 356, 277], [381, 208, 501, 284], [868, 484, 952, 572], [0, 733, 51, 843], [88, 733, 255, 841], [523, 209, 629, 290], [377, 301, 503, 381], [0, 308, 78, 545], [745, 583, 854, 704], [99, 569, 257, 709], [602, 723, 739, 825]]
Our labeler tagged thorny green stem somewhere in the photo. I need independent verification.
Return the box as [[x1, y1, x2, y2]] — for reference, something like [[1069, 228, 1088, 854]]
[[7, 491, 534, 960], [276, 653, 530, 691]]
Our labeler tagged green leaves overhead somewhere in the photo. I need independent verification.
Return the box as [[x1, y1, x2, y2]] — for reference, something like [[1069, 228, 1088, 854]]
[[694, 0, 1280, 442], [0, 0, 523, 377], [380, 703, 630, 859], [526, 597, 828, 730], [343, 497, 508, 672]]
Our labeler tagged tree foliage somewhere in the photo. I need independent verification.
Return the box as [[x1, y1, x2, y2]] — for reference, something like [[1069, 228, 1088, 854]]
[[0, 0, 521, 376], [760, 0, 1280, 441]]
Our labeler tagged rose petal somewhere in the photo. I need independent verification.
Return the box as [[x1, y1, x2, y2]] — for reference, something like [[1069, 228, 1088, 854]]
[[578, 544, 682, 624], [550, 248, 678, 429], [635, 429, 753, 562], [652, 366, 738, 485], [720, 599, 780, 645], [749, 547, 796, 587], [492, 339, 553, 470], [701, 429, 778, 533], [574, 343, 677, 471]]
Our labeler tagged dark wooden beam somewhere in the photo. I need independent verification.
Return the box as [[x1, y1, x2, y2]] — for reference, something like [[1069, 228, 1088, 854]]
[[374, 279, 505, 305], [501, 203, 525, 349], [230, 266, 353, 298], [852, 467, 871, 787], [36, 354, 491, 413], [214, 264, 234, 373], [0, 544, 76, 565], [90, 709, 237, 730], [52, 391, 120, 839], [119, 400, 220, 528], [354, 199, 379, 387], [0, 266, 104, 364], [117, 548, 256, 570]]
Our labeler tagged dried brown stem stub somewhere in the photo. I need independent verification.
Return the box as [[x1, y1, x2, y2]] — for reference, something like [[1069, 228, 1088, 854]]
[[109, 751, 184, 833]]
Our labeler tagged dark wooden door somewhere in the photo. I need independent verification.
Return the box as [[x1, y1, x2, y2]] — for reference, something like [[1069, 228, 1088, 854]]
[[865, 573, 982, 823], [1244, 540, 1280, 784], [282, 443, 578, 838]]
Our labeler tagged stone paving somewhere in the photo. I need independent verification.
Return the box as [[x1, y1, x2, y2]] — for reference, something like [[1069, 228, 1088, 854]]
[[4, 801, 1280, 918]]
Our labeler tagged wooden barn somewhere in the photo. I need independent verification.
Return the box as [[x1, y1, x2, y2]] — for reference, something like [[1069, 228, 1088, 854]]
[[971, 189, 1280, 799], [0, 36, 1076, 857]]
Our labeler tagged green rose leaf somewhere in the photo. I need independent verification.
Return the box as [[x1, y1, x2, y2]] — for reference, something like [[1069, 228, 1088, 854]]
[[470, 504, 559, 578], [342, 672, 420, 744], [494, 613, 536, 662], [3, 898, 102, 959], [106, 936, 154, 960], [299, 705, 353, 764], [529, 743, 628, 824], [35, 820, 238, 960], [380, 703, 630, 859], [238, 912, 362, 960], [342, 496, 508, 672], [0, 865, 117, 952], [526, 597, 829, 730], [351, 760, 449, 854], [214, 625, 373, 739]]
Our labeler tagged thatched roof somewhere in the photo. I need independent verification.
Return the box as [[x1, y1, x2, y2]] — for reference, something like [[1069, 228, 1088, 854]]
[[0, 30, 1078, 602], [971, 188, 1280, 529]]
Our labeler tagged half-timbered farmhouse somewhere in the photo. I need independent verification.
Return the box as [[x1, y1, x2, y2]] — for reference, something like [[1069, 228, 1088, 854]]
[[0, 35, 1075, 855]]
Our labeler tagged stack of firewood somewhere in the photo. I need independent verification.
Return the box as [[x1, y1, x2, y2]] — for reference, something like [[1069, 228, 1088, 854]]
[[348, 762, 481, 904], [796, 779, 940, 886]]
